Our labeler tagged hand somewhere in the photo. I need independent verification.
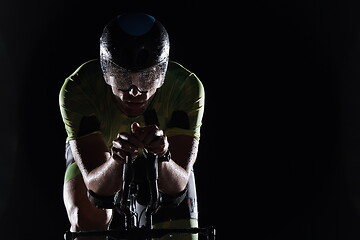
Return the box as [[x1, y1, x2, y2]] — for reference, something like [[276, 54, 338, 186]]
[[111, 130, 144, 162], [131, 122, 169, 156]]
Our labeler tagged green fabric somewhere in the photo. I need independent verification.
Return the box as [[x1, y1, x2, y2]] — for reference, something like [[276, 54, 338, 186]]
[[60, 59, 205, 183], [59, 59, 205, 148], [152, 219, 199, 240], [64, 162, 81, 182]]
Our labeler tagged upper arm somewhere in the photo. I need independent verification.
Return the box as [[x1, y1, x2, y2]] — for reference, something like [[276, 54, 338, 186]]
[[165, 72, 204, 142], [59, 66, 102, 142], [69, 133, 110, 177], [164, 73, 204, 173], [60, 69, 110, 175]]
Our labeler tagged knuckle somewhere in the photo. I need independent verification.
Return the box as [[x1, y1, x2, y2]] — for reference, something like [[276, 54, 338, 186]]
[[154, 129, 163, 137], [119, 134, 129, 141], [149, 124, 158, 129]]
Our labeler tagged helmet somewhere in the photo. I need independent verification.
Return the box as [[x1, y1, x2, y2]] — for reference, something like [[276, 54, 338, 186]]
[[100, 13, 170, 92]]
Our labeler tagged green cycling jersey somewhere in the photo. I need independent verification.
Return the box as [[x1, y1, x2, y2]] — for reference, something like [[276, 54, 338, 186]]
[[59, 59, 205, 182], [60, 59, 204, 144]]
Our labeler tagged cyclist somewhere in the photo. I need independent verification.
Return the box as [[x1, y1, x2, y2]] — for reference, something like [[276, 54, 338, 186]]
[[59, 12, 205, 240]]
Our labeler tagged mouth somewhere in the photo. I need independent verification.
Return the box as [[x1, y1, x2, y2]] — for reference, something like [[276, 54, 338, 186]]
[[125, 101, 146, 108]]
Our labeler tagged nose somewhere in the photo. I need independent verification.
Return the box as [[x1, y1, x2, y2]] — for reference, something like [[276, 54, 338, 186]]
[[128, 86, 141, 97]]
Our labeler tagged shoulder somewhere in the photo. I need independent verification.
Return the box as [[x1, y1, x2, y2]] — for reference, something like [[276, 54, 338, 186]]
[[59, 59, 108, 104], [165, 61, 203, 89], [67, 59, 102, 84], [154, 61, 204, 108], [166, 61, 193, 78], [61, 59, 104, 92]]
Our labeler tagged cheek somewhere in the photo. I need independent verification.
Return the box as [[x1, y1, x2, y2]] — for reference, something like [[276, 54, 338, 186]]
[[146, 89, 157, 99], [112, 89, 124, 100]]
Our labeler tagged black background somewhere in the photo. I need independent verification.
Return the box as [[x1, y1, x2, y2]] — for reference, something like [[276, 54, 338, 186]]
[[2, 0, 360, 239]]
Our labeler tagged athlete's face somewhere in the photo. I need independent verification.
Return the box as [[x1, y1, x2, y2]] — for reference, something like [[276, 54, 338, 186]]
[[102, 60, 167, 117], [110, 84, 157, 117]]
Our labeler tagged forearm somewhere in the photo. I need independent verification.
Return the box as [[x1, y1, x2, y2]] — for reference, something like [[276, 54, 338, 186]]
[[85, 157, 124, 196], [157, 135, 198, 195], [69, 135, 125, 196], [158, 160, 189, 195]]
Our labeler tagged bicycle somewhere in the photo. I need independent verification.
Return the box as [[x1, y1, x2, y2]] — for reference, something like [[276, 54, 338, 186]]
[[64, 153, 216, 240]]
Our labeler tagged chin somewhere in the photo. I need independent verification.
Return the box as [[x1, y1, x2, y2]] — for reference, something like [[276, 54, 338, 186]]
[[124, 107, 147, 117]]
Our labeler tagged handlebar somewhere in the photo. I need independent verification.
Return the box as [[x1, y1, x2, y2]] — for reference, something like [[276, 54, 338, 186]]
[[65, 226, 216, 240]]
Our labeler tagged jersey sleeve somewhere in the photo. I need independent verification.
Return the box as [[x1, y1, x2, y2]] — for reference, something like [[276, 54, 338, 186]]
[[166, 72, 205, 141], [59, 68, 101, 141]]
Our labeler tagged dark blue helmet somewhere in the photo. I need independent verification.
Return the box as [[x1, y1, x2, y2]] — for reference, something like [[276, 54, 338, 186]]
[[100, 13, 170, 72]]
